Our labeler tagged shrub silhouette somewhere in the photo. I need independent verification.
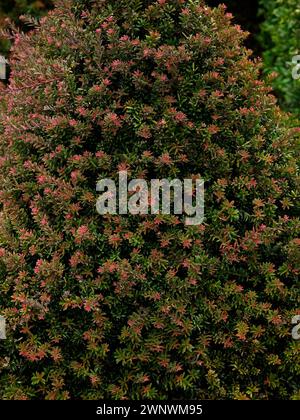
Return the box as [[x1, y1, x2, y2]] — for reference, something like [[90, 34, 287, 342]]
[[0, 0, 299, 400]]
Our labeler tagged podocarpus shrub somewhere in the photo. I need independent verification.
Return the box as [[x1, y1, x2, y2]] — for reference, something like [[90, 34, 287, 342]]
[[259, 0, 300, 117], [207, 0, 262, 55], [0, 0, 299, 400], [0, 0, 53, 55]]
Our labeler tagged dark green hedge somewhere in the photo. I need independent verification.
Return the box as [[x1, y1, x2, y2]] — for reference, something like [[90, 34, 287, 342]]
[[259, 0, 300, 117]]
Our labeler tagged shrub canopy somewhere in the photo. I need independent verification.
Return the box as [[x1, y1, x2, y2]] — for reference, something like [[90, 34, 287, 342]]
[[0, 0, 299, 400], [0, 0, 53, 54]]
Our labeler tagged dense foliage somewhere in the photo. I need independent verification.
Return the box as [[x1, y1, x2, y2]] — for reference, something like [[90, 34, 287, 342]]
[[207, 0, 262, 55], [0, 0, 299, 400], [0, 0, 52, 20], [259, 0, 300, 116], [0, 0, 53, 54]]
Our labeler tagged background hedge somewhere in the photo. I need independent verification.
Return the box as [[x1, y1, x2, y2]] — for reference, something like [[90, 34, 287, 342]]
[[259, 0, 300, 117]]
